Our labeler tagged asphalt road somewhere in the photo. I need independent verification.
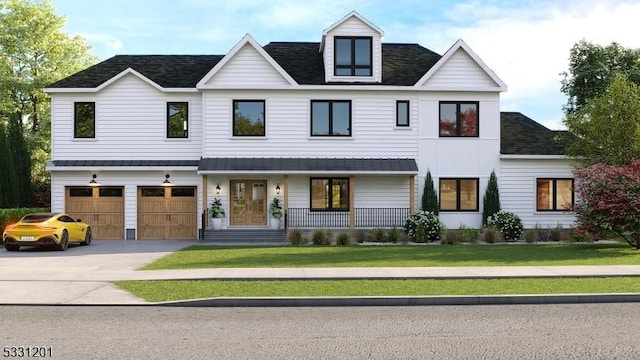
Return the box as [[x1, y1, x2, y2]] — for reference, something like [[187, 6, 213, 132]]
[[2, 303, 639, 359]]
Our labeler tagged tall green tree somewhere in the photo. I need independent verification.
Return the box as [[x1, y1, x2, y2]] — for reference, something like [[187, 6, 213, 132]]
[[482, 170, 500, 225], [561, 40, 640, 114], [6, 113, 31, 207], [0, 0, 97, 182], [0, 122, 12, 207], [562, 73, 640, 166], [421, 171, 438, 215]]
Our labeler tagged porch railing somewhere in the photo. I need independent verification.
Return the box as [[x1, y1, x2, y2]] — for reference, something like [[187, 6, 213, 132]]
[[286, 208, 410, 229]]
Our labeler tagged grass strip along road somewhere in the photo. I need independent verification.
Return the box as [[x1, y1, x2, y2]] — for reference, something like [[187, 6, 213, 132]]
[[116, 277, 640, 302]]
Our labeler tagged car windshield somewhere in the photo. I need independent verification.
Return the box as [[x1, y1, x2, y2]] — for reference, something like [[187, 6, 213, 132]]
[[21, 214, 55, 223]]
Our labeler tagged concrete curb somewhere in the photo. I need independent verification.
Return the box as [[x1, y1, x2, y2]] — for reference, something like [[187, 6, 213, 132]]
[[154, 293, 640, 307]]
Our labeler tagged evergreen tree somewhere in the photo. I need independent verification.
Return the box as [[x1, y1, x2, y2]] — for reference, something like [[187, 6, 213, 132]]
[[0, 122, 10, 207], [482, 170, 501, 225], [421, 171, 439, 215], [6, 113, 31, 207]]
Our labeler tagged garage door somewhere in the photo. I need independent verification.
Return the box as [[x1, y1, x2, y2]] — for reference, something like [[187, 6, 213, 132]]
[[66, 187, 125, 240], [137, 186, 197, 240]]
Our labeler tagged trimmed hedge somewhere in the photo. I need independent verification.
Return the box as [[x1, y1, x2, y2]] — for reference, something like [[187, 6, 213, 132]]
[[1, 208, 50, 231]]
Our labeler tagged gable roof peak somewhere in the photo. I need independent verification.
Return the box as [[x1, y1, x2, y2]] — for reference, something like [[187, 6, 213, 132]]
[[322, 11, 384, 36]]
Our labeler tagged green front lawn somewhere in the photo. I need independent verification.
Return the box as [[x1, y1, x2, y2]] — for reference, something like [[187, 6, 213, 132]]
[[116, 277, 640, 302], [141, 244, 639, 270]]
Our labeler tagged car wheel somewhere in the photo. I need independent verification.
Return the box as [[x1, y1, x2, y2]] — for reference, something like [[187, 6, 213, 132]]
[[4, 244, 19, 252], [58, 231, 69, 251], [81, 228, 92, 245]]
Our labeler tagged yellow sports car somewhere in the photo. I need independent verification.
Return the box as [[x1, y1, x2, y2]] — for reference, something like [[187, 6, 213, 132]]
[[2, 213, 91, 251]]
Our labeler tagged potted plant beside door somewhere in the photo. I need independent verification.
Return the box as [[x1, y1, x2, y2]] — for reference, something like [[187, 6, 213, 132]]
[[210, 198, 225, 230], [268, 197, 283, 229]]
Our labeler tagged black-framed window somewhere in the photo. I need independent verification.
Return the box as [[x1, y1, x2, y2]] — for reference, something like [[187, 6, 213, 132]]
[[311, 100, 351, 136], [233, 100, 265, 136], [167, 102, 188, 138], [335, 36, 372, 76], [310, 178, 349, 211], [439, 101, 479, 137], [74, 102, 95, 138], [536, 178, 574, 211], [439, 178, 479, 211], [396, 100, 410, 127]]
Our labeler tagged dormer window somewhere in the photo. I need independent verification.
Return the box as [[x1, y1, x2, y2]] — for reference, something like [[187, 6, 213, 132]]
[[334, 37, 372, 76]]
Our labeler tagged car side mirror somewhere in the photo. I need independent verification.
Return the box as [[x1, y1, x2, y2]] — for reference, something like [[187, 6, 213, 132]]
[[76, 219, 82, 222]]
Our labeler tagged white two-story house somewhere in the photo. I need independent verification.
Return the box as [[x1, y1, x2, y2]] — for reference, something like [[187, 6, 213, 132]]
[[44, 12, 576, 240]]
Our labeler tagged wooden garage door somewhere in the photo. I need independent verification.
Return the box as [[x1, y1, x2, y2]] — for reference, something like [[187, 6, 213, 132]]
[[66, 187, 125, 240], [137, 186, 197, 240]]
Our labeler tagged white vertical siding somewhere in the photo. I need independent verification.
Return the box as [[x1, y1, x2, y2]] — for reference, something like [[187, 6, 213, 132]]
[[323, 16, 382, 83], [500, 158, 577, 228], [422, 48, 499, 90], [203, 44, 291, 87], [50, 74, 202, 160]]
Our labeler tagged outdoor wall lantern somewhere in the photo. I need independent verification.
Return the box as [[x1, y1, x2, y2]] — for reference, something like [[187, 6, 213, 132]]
[[275, 184, 281, 195], [162, 174, 173, 186], [88, 174, 100, 187], [215, 183, 221, 194]]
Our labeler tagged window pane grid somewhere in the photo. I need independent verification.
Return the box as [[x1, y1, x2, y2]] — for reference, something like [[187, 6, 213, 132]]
[[167, 102, 188, 138], [310, 178, 349, 211], [439, 178, 479, 211], [334, 37, 372, 76], [311, 100, 351, 136], [439, 102, 479, 137], [233, 100, 265, 136], [537, 179, 574, 211]]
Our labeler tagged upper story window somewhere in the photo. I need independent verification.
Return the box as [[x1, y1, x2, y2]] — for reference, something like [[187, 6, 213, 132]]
[[167, 102, 188, 138], [396, 100, 410, 127], [335, 37, 372, 76], [74, 102, 95, 138], [439, 101, 479, 137], [537, 179, 574, 211], [310, 177, 349, 211], [439, 178, 479, 211], [233, 100, 265, 136], [311, 100, 351, 136]]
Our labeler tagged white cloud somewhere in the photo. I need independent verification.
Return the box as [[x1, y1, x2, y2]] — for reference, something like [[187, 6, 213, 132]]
[[82, 33, 123, 50], [410, 0, 640, 128]]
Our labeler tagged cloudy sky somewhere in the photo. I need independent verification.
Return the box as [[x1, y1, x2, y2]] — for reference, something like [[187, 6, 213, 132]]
[[51, 0, 640, 130]]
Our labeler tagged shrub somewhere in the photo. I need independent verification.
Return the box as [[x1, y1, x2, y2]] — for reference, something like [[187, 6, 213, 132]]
[[566, 227, 595, 243], [486, 211, 524, 241], [549, 223, 566, 242], [335, 231, 351, 246], [388, 226, 400, 243], [481, 226, 502, 243], [482, 170, 501, 225], [458, 224, 479, 243], [311, 228, 331, 245], [442, 230, 463, 245], [287, 228, 306, 245], [421, 171, 439, 215], [523, 229, 539, 244], [354, 230, 367, 244], [0, 208, 49, 231], [369, 228, 387, 242], [404, 211, 442, 242]]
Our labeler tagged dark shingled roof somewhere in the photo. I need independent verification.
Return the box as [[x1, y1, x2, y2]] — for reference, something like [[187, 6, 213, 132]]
[[199, 158, 418, 172], [48, 55, 223, 88], [48, 43, 441, 88], [263, 42, 441, 85], [500, 112, 568, 155], [52, 160, 199, 167]]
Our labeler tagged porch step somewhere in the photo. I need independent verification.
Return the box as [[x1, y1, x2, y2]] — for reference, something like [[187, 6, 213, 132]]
[[201, 229, 287, 245]]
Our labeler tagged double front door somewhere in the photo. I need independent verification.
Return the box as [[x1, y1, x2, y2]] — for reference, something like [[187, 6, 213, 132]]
[[230, 180, 267, 226]]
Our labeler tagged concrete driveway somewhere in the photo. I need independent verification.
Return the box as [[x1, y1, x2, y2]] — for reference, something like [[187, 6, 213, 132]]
[[0, 240, 196, 304]]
